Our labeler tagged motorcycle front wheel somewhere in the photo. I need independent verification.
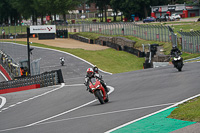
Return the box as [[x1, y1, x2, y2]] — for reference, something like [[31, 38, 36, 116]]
[[104, 94, 109, 103], [95, 90, 105, 104], [177, 62, 182, 71]]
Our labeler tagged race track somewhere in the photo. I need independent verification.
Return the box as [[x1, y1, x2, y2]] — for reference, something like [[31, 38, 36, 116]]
[[0, 42, 199, 133]]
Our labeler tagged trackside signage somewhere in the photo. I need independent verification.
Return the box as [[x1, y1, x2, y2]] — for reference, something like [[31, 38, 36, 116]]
[[30, 25, 56, 33]]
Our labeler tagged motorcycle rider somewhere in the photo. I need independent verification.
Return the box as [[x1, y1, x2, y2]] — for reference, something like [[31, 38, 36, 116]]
[[60, 57, 65, 65], [84, 67, 109, 93], [170, 45, 183, 66]]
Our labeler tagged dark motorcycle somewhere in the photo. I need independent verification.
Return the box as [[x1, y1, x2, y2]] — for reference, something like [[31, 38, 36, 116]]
[[172, 52, 183, 71]]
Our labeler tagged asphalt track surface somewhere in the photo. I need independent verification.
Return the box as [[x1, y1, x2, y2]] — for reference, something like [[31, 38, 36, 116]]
[[0, 42, 200, 133]]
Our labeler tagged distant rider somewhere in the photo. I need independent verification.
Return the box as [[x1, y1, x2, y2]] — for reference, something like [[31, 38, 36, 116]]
[[84, 67, 109, 93], [170, 45, 183, 65], [170, 45, 181, 57], [60, 57, 65, 65]]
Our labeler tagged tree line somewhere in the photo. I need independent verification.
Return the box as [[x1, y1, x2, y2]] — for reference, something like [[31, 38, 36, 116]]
[[0, 0, 195, 25]]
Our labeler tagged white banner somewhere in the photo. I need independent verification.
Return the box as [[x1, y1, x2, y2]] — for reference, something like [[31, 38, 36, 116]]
[[30, 25, 56, 33]]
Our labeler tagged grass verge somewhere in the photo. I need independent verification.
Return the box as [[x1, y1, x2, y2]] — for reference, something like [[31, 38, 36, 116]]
[[168, 96, 200, 122]]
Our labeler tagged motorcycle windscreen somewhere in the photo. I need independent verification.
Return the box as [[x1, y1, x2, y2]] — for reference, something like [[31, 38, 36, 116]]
[[90, 78, 96, 85]]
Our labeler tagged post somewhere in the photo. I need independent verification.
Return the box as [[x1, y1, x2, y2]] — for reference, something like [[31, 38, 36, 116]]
[[27, 27, 31, 75]]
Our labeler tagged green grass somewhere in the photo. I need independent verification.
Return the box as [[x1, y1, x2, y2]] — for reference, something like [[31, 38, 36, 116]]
[[1, 25, 28, 35], [149, 21, 200, 37], [3, 40, 144, 74], [168, 96, 200, 122]]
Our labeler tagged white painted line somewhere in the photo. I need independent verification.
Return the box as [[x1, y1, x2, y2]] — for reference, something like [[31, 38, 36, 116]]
[[105, 93, 200, 133], [26, 86, 114, 127], [27, 99, 98, 127], [0, 69, 8, 110], [64, 84, 84, 87], [3, 42, 112, 75], [0, 96, 6, 109], [0, 70, 8, 81], [0, 86, 115, 132], [34, 102, 176, 126]]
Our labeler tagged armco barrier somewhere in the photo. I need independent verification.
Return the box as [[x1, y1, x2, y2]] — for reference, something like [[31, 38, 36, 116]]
[[0, 69, 64, 91], [0, 50, 20, 79]]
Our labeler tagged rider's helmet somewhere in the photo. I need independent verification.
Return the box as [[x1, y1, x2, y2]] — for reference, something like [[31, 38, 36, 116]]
[[172, 45, 177, 49], [87, 68, 94, 77], [93, 66, 98, 73]]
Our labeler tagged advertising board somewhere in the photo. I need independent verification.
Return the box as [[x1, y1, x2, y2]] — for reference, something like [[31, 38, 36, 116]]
[[30, 25, 56, 34]]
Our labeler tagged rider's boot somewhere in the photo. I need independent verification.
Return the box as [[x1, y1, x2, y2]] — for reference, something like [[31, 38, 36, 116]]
[[102, 83, 109, 93]]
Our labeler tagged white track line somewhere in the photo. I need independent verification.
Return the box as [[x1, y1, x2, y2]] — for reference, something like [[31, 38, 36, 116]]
[[2, 42, 112, 75], [0, 86, 114, 132], [32, 102, 176, 126], [0, 96, 6, 110], [0, 71, 8, 81], [105, 93, 200, 133], [0, 70, 8, 110], [26, 86, 114, 127]]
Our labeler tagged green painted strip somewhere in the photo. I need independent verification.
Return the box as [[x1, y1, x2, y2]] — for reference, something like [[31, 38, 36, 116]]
[[112, 107, 196, 133]]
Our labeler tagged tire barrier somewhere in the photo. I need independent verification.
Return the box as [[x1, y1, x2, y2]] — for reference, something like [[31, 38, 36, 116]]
[[38, 33, 55, 40], [105, 42, 122, 51], [0, 69, 64, 90], [123, 46, 143, 57], [56, 29, 68, 38], [98, 36, 136, 48], [95, 39, 102, 45], [69, 34, 144, 57], [69, 34, 94, 44], [143, 62, 153, 69]]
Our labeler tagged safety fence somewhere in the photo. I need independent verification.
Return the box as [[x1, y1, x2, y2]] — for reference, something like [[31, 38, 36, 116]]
[[1, 22, 177, 46], [67, 23, 173, 43], [0, 69, 64, 90], [178, 30, 200, 53], [168, 26, 177, 46]]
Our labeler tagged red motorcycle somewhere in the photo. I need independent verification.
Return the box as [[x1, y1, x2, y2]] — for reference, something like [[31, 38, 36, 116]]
[[89, 77, 109, 104]]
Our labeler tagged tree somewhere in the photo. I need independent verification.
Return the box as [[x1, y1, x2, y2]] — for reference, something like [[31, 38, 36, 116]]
[[0, 0, 20, 25], [33, 0, 81, 23], [110, 0, 168, 21]]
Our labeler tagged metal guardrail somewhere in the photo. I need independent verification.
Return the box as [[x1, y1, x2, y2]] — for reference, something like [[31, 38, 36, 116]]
[[0, 50, 20, 79], [0, 50, 64, 90], [0, 69, 64, 89]]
